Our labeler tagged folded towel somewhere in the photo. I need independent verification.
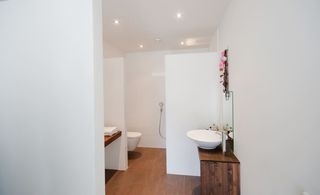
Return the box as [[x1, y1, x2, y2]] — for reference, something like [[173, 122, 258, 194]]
[[104, 126, 118, 136], [104, 131, 119, 136]]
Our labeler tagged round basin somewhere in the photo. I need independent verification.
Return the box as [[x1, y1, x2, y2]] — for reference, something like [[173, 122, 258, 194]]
[[187, 129, 222, 149]]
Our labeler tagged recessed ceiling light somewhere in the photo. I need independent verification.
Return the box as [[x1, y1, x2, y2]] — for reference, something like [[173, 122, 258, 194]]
[[180, 41, 185, 46], [139, 44, 144, 48], [186, 39, 196, 46], [176, 13, 182, 19], [155, 38, 161, 42], [113, 19, 120, 25]]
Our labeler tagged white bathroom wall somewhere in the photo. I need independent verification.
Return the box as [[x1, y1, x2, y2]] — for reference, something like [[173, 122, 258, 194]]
[[209, 33, 218, 51], [124, 51, 167, 148], [166, 52, 219, 176], [124, 49, 209, 148], [217, 0, 320, 194], [103, 58, 128, 170], [103, 43, 124, 58], [0, 0, 105, 195]]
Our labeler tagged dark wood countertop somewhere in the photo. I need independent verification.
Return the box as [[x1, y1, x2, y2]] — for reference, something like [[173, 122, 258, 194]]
[[104, 131, 122, 147], [198, 146, 240, 163]]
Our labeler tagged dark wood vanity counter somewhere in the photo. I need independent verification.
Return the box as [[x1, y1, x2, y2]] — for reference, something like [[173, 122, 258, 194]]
[[104, 131, 122, 147], [198, 147, 239, 163], [198, 146, 240, 195]]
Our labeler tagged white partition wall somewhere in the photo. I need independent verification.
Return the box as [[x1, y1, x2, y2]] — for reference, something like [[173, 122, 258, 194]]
[[0, 0, 105, 194], [104, 58, 128, 170], [165, 52, 219, 176], [123, 50, 210, 149]]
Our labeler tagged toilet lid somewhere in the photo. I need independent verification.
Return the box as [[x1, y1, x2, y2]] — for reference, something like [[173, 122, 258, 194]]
[[127, 131, 142, 138]]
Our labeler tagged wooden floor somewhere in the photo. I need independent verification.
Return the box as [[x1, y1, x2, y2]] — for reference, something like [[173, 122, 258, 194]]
[[106, 147, 200, 195]]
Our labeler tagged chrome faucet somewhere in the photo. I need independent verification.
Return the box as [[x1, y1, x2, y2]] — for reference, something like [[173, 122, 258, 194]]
[[207, 123, 229, 152], [217, 124, 228, 153]]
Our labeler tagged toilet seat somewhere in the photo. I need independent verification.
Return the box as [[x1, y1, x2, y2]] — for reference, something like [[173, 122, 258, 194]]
[[127, 132, 142, 138]]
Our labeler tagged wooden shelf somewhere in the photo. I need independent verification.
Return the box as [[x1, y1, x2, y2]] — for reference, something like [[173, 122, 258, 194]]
[[104, 131, 122, 147]]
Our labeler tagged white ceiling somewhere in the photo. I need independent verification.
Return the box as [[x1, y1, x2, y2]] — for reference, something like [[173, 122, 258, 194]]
[[102, 0, 230, 53]]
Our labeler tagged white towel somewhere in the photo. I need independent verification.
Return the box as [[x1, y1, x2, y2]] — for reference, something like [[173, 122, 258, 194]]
[[104, 126, 118, 136]]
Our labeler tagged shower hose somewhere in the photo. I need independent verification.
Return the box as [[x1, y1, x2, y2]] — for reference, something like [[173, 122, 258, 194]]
[[158, 102, 166, 139]]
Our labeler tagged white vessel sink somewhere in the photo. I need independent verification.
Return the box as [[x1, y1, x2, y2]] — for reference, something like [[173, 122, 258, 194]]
[[187, 129, 222, 149]]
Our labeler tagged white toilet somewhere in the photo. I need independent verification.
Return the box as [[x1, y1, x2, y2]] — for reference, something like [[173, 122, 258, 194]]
[[127, 131, 142, 151]]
